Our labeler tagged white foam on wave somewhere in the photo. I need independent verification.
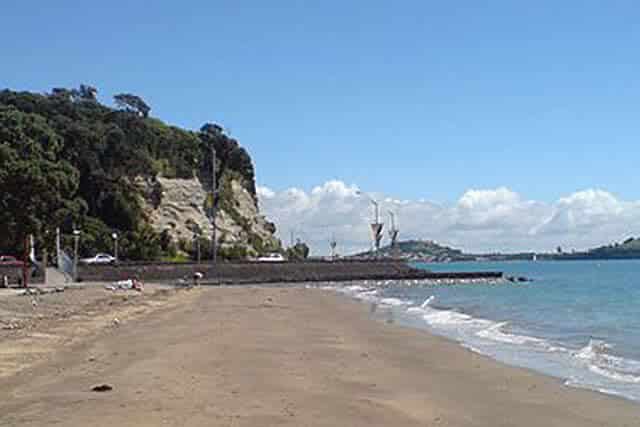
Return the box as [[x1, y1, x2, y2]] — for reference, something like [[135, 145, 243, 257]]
[[407, 297, 435, 314], [421, 309, 491, 327], [575, 339, 612, 361], [379, 297, 413, 307], [476, 322, 547, 346], [461, 343, 490, 356], [573, 339, 640, 384], [324, 282, 640, 398], [421, 296, 435, 308]]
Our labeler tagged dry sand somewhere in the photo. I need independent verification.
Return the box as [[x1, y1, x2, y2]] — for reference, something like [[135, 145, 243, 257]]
[[1, 286, 639, 426]]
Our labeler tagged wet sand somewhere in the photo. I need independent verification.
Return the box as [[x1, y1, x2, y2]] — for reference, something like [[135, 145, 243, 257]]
[[1, 286, 639, 426]]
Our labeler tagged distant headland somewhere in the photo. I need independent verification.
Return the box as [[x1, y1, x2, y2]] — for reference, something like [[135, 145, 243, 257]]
[[353, 237, 640, 262]]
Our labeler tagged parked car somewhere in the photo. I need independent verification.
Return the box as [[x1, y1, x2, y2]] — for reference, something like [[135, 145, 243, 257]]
[[257, 253, 286, 262], [81, 253, 116, 265], [0, 255, 24, 266]]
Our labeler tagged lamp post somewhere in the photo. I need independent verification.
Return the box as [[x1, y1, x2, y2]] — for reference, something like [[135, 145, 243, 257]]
[[194, 233, 201, 264], [112, 232, 118, 263], [72, 229, 81, 282], [210, 145, 219, 265]]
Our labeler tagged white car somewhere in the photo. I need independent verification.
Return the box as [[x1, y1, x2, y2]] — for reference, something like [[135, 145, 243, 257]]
[[81, 253, 116, 265], [257, 253, 286, 262]]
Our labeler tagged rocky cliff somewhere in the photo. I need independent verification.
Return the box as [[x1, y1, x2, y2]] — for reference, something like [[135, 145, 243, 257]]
[[139, 175, 279, 256]]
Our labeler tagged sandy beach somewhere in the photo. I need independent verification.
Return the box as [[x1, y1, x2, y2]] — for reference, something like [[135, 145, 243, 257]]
[[1, 285, 639, 426]]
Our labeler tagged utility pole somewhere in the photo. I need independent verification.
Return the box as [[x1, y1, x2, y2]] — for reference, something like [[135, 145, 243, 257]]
[[73, 229, 80, 282], [211, 145, 218, 264], [56, 227, 61, 270], [22, 236, 29, 288], [112, 232, 118, 263], [195, 233, 201, 264]]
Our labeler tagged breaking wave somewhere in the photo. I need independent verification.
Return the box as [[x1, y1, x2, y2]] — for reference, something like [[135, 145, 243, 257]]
[[319, 280, 640, 402]]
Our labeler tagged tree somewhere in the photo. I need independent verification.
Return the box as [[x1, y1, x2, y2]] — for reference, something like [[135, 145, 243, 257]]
[[286, 240, 310, 261], [113, 93, 151, 117], [0, 86, 275, 259], [0, 107, 84, 252], [76, 84, 98, 101], [200, 123, 224, 136]]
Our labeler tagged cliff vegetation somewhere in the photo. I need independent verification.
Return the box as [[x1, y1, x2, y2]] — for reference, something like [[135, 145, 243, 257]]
[[0, 86, 279, 259]]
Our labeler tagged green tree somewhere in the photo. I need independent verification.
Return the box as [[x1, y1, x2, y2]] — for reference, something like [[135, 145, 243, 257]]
[[114, 93, 151, 118], [0, 86, 274, 260], [0, 107, 84, 252], [286, 241, 310, 261]]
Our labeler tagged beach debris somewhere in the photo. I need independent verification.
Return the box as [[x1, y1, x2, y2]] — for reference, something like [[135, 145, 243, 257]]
[[193, 271, 204, 286], [91, 384, 113, 392], [18, 287, 66, 296], [112, 317, 120, 327], [105, 279, 143, 292], [2, 322, 19, 330]]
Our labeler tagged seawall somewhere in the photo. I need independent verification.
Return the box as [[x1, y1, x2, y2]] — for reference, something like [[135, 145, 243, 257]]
[[76, 260, 502, 284]]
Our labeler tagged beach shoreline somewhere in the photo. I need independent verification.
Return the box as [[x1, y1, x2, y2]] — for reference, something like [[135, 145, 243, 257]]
[[1, 285, 639, 426]]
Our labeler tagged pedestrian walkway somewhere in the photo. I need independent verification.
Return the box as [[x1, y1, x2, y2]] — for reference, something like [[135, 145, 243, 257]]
[[46, 267, 69, 286]]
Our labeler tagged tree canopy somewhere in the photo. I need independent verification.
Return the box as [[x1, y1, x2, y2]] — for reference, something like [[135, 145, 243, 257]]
[[0, 86, 261, 259]]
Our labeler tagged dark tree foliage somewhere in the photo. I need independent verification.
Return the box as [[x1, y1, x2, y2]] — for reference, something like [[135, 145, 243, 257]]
[[0, 87, 259, 259], [113, 93, 151, 118], [198, 123, 257, 200], [286, 241, 310, 261]]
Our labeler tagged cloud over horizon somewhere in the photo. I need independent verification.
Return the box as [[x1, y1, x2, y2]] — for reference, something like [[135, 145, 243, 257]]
[[257, 181, 640, 256]]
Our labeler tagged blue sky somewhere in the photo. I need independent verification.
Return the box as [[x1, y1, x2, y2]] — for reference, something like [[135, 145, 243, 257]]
[[3, 1, 640, 206]]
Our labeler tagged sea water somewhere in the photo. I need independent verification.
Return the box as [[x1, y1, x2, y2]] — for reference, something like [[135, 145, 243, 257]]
[[319, 260, 640, 402]]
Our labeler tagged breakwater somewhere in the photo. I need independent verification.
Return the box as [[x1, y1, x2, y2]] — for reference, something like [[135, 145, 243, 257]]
[[76, 260, 502, 285]]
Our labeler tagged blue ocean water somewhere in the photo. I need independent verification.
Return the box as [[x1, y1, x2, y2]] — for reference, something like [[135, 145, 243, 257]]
[[324, 260, 640, 401]]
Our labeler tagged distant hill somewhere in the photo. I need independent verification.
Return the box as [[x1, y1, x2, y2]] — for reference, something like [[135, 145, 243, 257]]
[[546, 237, 640, 260], [354, 239, 475, 262], [352, 236, 640, 263]]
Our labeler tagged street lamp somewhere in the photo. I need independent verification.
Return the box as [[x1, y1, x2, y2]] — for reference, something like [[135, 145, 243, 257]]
[[194, 233, 201, 264], [355, 190, 379, 223], [72, 229, 81, 282], [112, 232, 118, 263]]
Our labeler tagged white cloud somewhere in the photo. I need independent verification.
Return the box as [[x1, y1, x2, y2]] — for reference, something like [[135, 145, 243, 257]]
[[258, 181, 640, 255], [256, 186, 275, 199]]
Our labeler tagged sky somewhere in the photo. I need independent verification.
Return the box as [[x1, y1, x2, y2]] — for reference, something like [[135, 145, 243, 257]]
[[3, 1, 640, 254]]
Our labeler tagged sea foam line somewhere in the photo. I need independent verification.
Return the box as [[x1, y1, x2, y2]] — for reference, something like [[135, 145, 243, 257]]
[[320, 282, 640, 396]]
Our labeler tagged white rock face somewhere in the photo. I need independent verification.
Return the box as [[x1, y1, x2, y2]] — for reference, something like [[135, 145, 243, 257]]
[[139, 176, 278, 253]]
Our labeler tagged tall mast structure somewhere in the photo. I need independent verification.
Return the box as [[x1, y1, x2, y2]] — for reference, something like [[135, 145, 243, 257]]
[[210, 145, 218, 264], [388, 211, 399, 248], [329, 234, 337, 259]]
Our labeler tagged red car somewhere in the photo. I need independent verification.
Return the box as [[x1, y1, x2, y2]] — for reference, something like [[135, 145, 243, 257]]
[[0, 255, 24, 267]]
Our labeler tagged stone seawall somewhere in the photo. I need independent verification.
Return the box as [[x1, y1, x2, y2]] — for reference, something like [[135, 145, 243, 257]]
[[77, 261, 502, 284]]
